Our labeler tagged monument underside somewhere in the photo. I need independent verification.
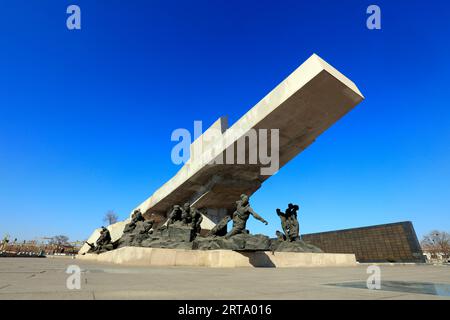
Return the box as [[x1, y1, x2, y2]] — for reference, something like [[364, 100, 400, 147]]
[[139, 55, 364, 224]]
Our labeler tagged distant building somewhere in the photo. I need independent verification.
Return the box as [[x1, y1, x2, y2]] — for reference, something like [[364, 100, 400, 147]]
[[0, 241, 80, 257], [421, 249, 450, 264], [303, 221, 425, 263]]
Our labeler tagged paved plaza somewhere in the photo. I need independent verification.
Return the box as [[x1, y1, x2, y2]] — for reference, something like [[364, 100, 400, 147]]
[[0, 257, 449, 299]]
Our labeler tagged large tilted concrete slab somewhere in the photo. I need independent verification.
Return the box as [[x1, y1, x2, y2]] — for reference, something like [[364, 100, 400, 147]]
[[77, 247, 357, 268], [135, 53, 363, 220], [80, 54, 363, 254]]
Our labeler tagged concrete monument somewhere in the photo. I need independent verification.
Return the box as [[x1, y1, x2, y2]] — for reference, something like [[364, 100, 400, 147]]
[[78, 53, 364, 267]]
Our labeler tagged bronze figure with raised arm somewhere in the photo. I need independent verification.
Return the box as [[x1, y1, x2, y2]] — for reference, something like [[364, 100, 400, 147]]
[[225, 194, 268, 239]]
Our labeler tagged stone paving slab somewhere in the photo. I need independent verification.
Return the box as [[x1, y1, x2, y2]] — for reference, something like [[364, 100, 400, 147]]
[[0, 257, 449, 300]]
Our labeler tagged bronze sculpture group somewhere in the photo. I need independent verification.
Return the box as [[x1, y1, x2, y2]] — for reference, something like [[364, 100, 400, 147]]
[[167, 202, 203, 234], [86, 193, 313, 254]]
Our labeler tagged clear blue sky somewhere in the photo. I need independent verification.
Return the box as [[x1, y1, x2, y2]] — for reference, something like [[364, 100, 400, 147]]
[[0, 0, 449, 242]]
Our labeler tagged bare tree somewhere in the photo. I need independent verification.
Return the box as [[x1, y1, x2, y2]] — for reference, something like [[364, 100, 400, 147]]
[[421, 230, 450, 260], [50, 235, 69, 245], [103, 210, 119, 225]]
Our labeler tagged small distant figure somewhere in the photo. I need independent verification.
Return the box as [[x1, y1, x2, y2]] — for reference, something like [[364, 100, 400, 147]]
[[276, 208, 289, 238], [181, 203, 193, 225], [123, 209, 145, 233], [167, 205, 183, 225], [97, 227, 111, 246], [123, 209, 145, 234], [276, 203, 300, 242], [1, 235, 9, 251], [225, 194, 268, 239], [286, 203, 300, 240], [87, 226, 113, 254], [189, 207, 203, 235]]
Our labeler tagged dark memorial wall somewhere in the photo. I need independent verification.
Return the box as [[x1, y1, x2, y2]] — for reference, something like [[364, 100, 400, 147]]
[[302, 221, 425, 263]]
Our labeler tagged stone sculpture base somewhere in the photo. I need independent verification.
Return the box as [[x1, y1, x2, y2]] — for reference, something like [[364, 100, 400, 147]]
[[77, 247, 356, 268]]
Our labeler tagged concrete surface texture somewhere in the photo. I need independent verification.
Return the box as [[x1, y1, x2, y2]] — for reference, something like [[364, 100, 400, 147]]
[[76, 247, 357, 268], [0, 257, 449, 300]]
